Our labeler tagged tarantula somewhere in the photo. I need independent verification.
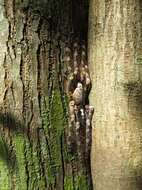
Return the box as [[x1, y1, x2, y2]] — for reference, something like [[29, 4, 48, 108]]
[[64, 41, 94, 160]]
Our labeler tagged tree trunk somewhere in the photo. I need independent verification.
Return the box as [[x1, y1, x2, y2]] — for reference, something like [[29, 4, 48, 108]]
[[88, 0, 142, 190], [0, 0, 92, 189]]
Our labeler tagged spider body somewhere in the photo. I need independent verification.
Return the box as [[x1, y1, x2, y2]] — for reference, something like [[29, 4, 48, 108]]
[[72, 82, 83, 105]]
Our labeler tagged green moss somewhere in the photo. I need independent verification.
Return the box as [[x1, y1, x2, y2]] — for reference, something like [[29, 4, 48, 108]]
[[0, 138, 10, 190], [64, 175, 89, 190], [39, 87, 66, 188], [25, 140, 36, 190], [14, 136, 41, 190], [30, 147, 40, 189], [74, 175, 89, 190], [0, 161, 10, 190], [64, 177, 74, 190], [50, 89, 64, 131], [13, 136, 27, 190]]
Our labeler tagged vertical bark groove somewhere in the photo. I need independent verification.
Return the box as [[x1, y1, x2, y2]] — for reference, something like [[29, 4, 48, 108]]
[[0, 0, 92, 189]]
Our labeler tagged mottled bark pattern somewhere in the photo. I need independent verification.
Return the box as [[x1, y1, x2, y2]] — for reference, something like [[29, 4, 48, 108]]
[[88, 0, 142, 190], [63, 41, 94, 189]]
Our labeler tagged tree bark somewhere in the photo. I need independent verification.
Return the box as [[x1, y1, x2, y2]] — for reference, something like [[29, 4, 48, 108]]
[[88, 0, 142, 190], [0, 0, 92, 189]]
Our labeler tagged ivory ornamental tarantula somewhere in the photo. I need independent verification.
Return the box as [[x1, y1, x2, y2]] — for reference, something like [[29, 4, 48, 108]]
[[64, 40, 94, 160]]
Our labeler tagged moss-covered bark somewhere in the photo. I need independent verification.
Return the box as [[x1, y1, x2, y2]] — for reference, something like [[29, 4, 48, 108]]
[[88, 0, 142, 190], [0, 0, 92, 189]]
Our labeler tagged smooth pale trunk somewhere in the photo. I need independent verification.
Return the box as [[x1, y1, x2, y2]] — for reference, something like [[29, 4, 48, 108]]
[[88, 0, 142, 190]]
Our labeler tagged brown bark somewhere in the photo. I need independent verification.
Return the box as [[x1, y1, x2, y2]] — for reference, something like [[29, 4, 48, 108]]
[[0, 0, 92, 189], [88, 0, 142, 190]]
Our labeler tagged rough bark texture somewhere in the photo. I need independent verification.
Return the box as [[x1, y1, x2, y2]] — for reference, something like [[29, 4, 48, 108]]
[[0, 0, 92, 189], [88, 0, 142, 190]]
